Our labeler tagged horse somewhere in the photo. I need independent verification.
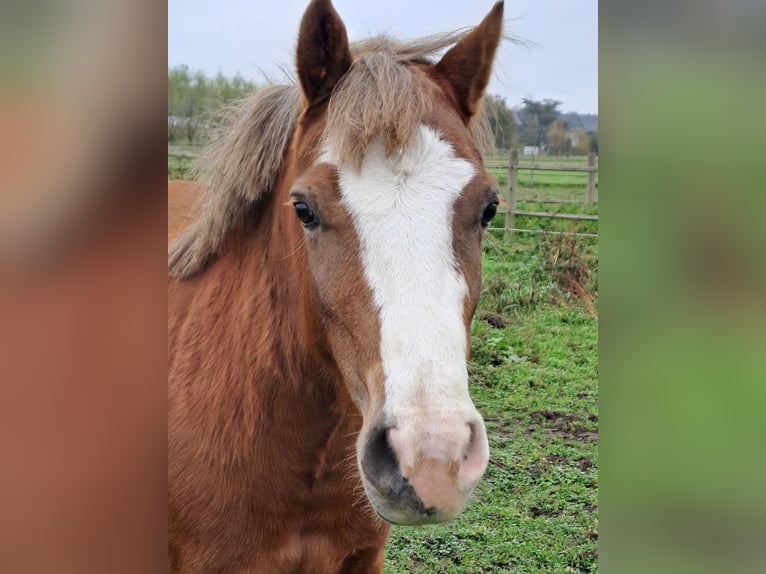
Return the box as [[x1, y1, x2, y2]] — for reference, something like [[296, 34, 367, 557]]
[[168, 1, 505, 571]]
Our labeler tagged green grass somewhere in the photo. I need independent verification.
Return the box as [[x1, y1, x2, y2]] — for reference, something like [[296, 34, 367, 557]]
[[168, 154, 195, 180], [384, 234, 598, 573]]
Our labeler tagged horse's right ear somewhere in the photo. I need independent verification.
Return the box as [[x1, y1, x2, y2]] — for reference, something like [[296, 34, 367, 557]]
[[296, 0, 352, 107]]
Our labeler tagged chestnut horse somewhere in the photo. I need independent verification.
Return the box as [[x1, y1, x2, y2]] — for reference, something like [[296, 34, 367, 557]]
[[168, 1, 504, 572]]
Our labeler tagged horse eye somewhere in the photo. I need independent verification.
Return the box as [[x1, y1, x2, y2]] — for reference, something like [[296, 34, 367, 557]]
[[481, 202, 498, 228], [293, 202, 318, 227]]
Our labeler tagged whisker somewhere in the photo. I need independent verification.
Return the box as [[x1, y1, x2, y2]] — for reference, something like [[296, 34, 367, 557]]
[[274, 235, 307, 261]]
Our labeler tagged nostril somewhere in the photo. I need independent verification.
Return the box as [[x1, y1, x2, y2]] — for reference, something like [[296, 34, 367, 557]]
[[361, 426, 400, 488], [361, 426, 438, 522], [459, 421, 490, 489], [464, 423, 477, 461]]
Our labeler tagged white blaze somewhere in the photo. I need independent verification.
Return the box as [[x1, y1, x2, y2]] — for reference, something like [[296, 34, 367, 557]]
[[334, 125, 476, 416]]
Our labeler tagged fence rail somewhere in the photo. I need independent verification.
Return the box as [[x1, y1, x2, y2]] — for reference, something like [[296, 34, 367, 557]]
[[489, 227, 598, 239], [511, 210, 598, 222], [486, 163, 597, 173], [502, 150, 598, 241]]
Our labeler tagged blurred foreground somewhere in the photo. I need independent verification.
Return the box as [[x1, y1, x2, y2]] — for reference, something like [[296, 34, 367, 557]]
[[1, 2, 167, 573], [601, 1, 766, 572]]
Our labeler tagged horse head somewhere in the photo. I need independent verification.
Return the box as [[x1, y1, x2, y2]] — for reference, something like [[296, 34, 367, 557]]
[[289, 0, 504, 525]]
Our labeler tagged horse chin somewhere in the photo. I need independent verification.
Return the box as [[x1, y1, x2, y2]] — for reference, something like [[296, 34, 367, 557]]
[[373, 504, 456, 527]]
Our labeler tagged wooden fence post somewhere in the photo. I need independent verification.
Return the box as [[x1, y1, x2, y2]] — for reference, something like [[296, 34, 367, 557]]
[[587, 152, 596, 204], [505, 149, 518, 241], [529, 152, 535, 188]]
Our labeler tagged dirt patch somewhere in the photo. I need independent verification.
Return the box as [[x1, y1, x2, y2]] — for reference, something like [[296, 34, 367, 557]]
[[481, 312, 508, 329], [546, 454, 569, 466], [526, 462, 544, 479], [484, 417, 513, 439], [528, 410, 598, 444], [527, 454, 596, 479], [489, 411, 598, 445], [530, 505, 562, 518]]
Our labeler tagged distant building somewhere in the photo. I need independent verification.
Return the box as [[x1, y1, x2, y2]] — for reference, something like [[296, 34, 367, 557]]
[[522, 146, 540, 156], [558, 113, 598, 149], [512, 110, 598, 152], [558, 112, 598, 134]]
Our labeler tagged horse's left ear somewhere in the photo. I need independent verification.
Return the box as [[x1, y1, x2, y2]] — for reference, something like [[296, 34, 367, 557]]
[[435, 1, 504, 120], [296, 0, 353, 108]]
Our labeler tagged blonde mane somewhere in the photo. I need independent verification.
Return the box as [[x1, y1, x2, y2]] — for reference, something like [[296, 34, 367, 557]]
[[169, 31, 495, 279]]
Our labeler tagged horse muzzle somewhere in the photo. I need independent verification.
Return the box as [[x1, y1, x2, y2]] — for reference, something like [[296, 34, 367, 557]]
[[358, 411, 489, 525]]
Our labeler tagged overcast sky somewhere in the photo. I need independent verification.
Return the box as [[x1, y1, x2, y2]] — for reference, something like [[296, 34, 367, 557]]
[[168, 0, 598, 114]]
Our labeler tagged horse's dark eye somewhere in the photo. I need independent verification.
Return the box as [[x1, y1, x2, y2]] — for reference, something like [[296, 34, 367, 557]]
[[293, 202, 318, 227], [481, 202, 498, 227]]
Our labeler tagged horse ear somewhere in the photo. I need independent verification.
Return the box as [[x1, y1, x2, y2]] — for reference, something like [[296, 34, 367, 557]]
[[296, 0, 353, 107], [434, 1, 504, 120]]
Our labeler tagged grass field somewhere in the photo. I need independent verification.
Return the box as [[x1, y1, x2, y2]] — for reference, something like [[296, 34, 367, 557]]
[[168, 154, 599, 572]]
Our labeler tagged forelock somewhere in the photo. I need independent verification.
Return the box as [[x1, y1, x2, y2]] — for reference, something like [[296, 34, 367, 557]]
[[324, 50, 432, 169]]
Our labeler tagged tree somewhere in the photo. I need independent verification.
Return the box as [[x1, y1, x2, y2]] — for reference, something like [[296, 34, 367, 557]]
[[181, 71, 209, 142], [547, 120, 568, 156], [168, 65, 191, 117], [209, 71, 257, 108], [485, 94, 516, 150], [520, 114, 540, 148], [168, 66, 192, 142], [520, 98, 562, 148], [572, 128, 591, 155], [168, 67, 258, 143]]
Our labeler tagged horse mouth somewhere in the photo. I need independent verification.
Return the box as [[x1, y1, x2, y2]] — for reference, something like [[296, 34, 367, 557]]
[[365, 487, 447, 526], [358, 457, 459, 526]]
